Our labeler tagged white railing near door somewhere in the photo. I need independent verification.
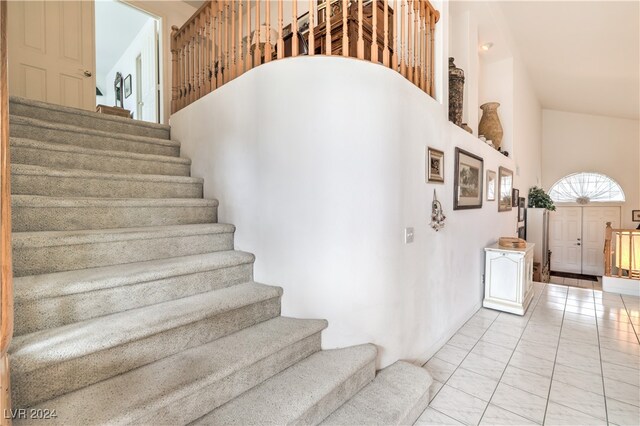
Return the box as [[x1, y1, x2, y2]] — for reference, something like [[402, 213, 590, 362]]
[[604, 222, 640, 280]]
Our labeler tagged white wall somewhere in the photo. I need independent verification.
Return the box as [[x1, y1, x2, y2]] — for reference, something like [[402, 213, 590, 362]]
[[171, 57, 519, 368], [542, 110, 640, 228]]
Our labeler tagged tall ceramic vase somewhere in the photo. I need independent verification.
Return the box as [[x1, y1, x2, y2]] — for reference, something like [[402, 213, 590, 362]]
[[478, 102, 504, 149]]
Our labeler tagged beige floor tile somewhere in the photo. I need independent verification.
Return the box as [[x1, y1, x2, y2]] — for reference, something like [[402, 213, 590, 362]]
[[603, 377, 640, 407], [544, 401, 606, 425], [508, 351, 555, 378], [415, 407, 464, 425], [500, 365, 551, 398], [479, 404, 539, 425], [430, 385, 488, 426], [424, 357, 458, 383], [434, 343, 471, 366], [552, 363, 604, 395], [602, 361, 640, 387], [460, 352, 508, 380], [490, 382, 547, 424], [447, 367, 499, 402], [549, 380, 607, 420], [448, 332, 481, 351], [606, 397, 640, 426]]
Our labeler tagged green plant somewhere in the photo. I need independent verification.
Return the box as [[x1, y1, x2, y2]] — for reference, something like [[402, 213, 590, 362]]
[[528, 187, 556, 211]]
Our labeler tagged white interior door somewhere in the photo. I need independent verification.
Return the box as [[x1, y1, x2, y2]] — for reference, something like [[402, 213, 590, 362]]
[[8, 1, 95, 110], [582, 207, 621, 276], [139, 20, 158, 122], [550, 207, 583, 274]]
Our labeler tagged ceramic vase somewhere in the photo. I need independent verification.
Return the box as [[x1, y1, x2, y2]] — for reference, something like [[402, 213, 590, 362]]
[[448, 58, 464, 127], [478, 102, 504, 149]]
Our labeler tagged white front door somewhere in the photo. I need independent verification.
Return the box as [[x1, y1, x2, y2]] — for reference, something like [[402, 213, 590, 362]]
[[8, 1, 96, 110], [582, 207, 621, 276], [550, 207, 583, 274]]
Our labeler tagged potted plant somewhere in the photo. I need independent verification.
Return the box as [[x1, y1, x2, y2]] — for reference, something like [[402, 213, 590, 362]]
[[528, 187, 556, 211]]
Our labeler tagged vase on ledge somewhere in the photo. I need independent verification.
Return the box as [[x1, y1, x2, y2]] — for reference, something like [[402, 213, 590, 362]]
[[448, 58, 464, 127], [478, 102, 504, 149]]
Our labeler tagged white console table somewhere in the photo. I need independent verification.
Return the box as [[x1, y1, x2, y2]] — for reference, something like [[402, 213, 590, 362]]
[[484, 243, 535, 316]]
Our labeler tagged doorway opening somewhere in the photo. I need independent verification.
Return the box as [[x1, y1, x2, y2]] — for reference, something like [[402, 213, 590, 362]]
[[95, 0, 160, 123]]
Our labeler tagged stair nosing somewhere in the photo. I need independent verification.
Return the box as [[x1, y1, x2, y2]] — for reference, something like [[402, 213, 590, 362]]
[[14, 250, 255, 302], [11, 137, 190, 165], [10, 115, 179, 147], [10, 282, 284, 373], [12, 195, 218, 208], [9, 95, 171, 132]]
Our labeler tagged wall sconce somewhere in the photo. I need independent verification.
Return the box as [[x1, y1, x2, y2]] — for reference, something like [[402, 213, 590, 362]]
[[480, 42, 494, 52]]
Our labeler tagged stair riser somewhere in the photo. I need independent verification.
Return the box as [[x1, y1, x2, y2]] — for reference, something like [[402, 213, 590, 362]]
[[9, 102, 170, 139], [15, 263, 254, 335], [12, 296, 282, 408], [11, 144, 190, 176], [13, 231, 234, 276], [12, 173, 203, 199], [137, 333, 322, 425], [10, 120, 178, 157], [13, 204, 216, 232]]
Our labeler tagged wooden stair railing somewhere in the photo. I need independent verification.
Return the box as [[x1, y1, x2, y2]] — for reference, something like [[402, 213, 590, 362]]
[[0, 0, 14, 423], [604, 222, 640, 279], [171, 0, 440, 113]]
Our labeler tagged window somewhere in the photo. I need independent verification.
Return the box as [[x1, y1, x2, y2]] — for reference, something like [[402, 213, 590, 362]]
[[549, 173, 625, 204]]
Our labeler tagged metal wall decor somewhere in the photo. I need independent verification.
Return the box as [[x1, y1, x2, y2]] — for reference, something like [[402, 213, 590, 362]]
[[430, 189, 446, 231]]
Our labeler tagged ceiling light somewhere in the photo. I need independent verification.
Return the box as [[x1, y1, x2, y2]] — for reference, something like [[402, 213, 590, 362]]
[[480, 42, 494, 51]]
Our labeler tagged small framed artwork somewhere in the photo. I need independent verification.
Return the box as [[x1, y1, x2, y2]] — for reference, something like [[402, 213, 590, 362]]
[[518, 197, 526, 222], [498, 166, 513, 212], [453, 147, 483, 210], [512, 188, 520, 207], [124, 74, 132, 98], [486, 170, 496, 201], [633, 210, 640, 222], [426, 147, 444, 183]]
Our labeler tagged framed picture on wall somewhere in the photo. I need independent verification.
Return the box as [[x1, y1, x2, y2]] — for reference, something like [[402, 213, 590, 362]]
[[426, 147, 444, 183], [498, 167, 513, 212], [453, 148, 483, 210], [124, 74, 132, 98], [486, 170, 496, 201], [512, 188, 520, 207], [633, 210, 640, 222], [518, 197, 526, 222]]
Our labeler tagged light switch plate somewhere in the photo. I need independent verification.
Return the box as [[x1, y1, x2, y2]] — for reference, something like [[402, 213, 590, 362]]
[[404, 227, 414, 244]]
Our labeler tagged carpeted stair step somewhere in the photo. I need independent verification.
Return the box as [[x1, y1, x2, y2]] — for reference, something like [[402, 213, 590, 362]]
[[12, 164, 203, 199], [192, 344, 377, 426], [321, 361, 432, 425], [16, 317, 327, 425], [14, 250, 255, 335], [12, 196, 217, 232], [10, 282, 283, 408], [12, 223, 234, 276], [10, 115, 179, 157], [9, 95, 171, 139], [11, 137, 191, 176]]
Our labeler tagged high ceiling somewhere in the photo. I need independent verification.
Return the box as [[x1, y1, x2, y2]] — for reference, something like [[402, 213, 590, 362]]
[[498, 1, 639, 120]]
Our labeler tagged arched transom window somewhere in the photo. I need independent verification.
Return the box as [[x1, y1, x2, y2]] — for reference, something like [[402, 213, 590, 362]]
[[549, 173, 625, 204]]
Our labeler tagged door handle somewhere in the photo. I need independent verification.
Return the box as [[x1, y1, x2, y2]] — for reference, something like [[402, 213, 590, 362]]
[[83, 70, 92, 77]]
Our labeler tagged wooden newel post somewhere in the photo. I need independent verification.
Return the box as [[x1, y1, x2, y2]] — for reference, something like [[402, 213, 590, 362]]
[[604, 222, 613, 277], [170, 25, 179, 114]]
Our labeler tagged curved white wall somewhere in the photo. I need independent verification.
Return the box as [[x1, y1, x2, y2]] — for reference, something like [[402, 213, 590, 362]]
[[171, 57, 519, 367]]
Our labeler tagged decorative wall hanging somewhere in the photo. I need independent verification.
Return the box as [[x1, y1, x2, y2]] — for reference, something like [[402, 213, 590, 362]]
[[512, 188, 520, 207], [430, 189, 446, 231], [114, 72, 123, 108], [498, 166, 514, 212], [479, 102, 504, 149], [518, 197, 526, 222], [486, 170, 496, 201], [124, 74, 132, 99], [426, 147, 445, 183], [448, 58, 464, 127], [454, 148, 484, 210]]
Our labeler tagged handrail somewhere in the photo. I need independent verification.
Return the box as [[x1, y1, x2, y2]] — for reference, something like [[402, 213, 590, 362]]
[[604, 222, 639, 279], [171, 0, 440, 113], [0, 0, 14, 423]]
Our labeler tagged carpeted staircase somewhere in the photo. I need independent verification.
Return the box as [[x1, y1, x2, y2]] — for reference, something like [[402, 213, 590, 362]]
[[7, 96, 432, 425]]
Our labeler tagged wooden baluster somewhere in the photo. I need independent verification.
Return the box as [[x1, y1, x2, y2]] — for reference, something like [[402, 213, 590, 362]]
[[383, 0, 389, 66], [604, 222, 612, 276], [171, 26, 179, 113], [224, 1, 230, 82], [254, 0, 261, 67], [325, 0, 331, 55], [413, 0, 419, 85], [245, 0, 251, 72], [216, 2, 222, 87], [425, 6, 430, 95], [420, 0, 426, 91], [407, 0, 413, 82], [191, 22, 197, 102], [357, 0, 364, 59], [277, 0, 284, 59], [371, 0, 379, 62], [429, 8, 435, 96], [187, 24, 192, 103], [400, 0, 406, 76], [237, 0, 242, 76], [628, 232, 633, 278], [196, 15, 202, 99], [341, 0, 348, 57], [265, 0, 272, 62], [391, 0, 398, 69], [618, 232, 623, 278], [292, 0, 298, 56], [231, 0, 236, 79], [180, 41, 185, 108], [309, 0, 315, 55], [207, 5, 213, 93]]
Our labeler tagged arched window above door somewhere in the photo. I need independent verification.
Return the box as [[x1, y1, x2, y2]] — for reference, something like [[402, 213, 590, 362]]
[[549, 173, 625, 204]]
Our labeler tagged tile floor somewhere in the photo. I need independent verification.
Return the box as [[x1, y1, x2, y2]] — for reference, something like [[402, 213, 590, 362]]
[[417, 282, 640, 425], [549, 275, 603, 291]]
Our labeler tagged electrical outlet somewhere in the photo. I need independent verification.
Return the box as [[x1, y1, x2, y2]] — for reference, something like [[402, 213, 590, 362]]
[[404, 227, 414, 244]]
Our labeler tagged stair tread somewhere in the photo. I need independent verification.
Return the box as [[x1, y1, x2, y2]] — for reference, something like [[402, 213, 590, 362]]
[[321, 361, 432, 425], [11, 137, 190, 164], [9, 95, 171, 133], [14, 250, 254, 301], [23, 317, 328, 425], [193, 344, 377, 425], [10, 114, 178, 147], [13, 223, 234, 248], [12, 194, 218, 208], [12, 163, 203, 183], [10, 282, 282, 373]]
